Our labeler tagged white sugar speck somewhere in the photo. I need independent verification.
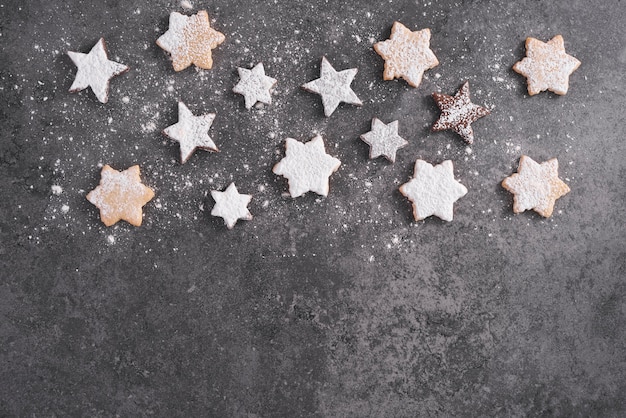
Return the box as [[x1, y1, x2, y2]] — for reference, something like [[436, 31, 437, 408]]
[[107, 235, 115, 244], [51, 185, 63, 195], [61, 204, 70, 213]]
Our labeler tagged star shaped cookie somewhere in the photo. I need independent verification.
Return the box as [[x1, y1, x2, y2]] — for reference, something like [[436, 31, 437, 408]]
[[513, 35, 581, 96], [156, 10, 225, 71], [374, 22, 439, 88], [360, 118, 408, 163], [432, 81, 490, 144], [233, 63, 277, 109], [163, 101, 218, 164], [273, 135, 341, 197], [87, 165, 154, 227], [501, 155, 570, 217], [67, 38, 129, 103], [399, 159, 467, 222], [301, 57, 362, 117], [210, 183, 253, 229]]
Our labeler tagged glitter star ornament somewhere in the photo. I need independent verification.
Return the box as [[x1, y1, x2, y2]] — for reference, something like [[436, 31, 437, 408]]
[[399, 160, 467, 222], [360, 118, 408, 163], [513, 35, 581, 96], [67, 38, 129, 103], [210, 183, 253, 229], [273, 135, 341, 197], [163, 101, 218, 164], [501, 155, 570, 217], [374, 22, 439, 88], [87, 165, 155, 227], [432, 81, 491, 144], [301, 57, 362, 117], [156, 10, 225, 71], [233, 63, 277, 109]]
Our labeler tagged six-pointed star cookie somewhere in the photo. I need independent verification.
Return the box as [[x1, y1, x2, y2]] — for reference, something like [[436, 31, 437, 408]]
[[163, 101, 218, 164], [501, 155, 570, 217], [210, 182, 253, 229], [273, 135, 341, 197], [67, 38, 129, 103], [432, 81, 491, 145], [513, 35, 581, 96], [399, 159, 467, 222], [233, 62, 277, 109], [87, 165, 155, 227], [156, 10, 225, 71], [360, 118, 408, 163], [374, 22, 439, 88], [301, 57, 362, 117]]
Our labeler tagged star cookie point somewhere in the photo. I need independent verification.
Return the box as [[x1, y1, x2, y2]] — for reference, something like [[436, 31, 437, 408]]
[[86, 164, 155, 227], [163, 101, 218, 164], [210, 182, 253, 229]]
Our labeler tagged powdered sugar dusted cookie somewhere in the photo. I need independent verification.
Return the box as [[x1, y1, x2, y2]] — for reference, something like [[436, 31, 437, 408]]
[[374, 22, 439, 88], [360, 118, 407, 163], [301, 57, 362, 117], [163, 101, 218, 164], [273, 135, 341, 197], [86, 165, 155, 227], [432, 81, 490, 145], [501, 155, 570, 217], [210, 183, 252, 229], [513, 35, 581, 96], [233, 62, 277, 109], [399, 159, 467, 222], [157, 10, 225, 71], [67, 38, 129, 103]]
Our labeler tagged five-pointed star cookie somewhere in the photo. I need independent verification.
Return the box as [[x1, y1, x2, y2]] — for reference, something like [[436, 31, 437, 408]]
[[513, 35, 581, 96], [501, 155, 570, 217], [432, 81, 491, 145], [301, 57, 362, 117], [67, 38, 129, 103], [86, 165, 155, 227], [233, 62, 277, 109], [360, 118, 408, 163], [210, 182, 253, 229], [399, 159, 468, 222], [156, 10, 225, 71], [374, 22, 439, 88], [163, 101, 218, 164], [273, 135, 341, 197]]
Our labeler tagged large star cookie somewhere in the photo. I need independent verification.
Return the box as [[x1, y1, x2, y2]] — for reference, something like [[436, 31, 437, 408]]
[[374, 22, 439, 88], [156, 10, 225, 71], [501, 155, 570, 217], [87, 165, 155, 227], [67, 38, 129, 103], [301, 57, 362, 117], [163, 101, 218, 164], [399, 159, 467, 222], [273, 135, 341, 197], [513, 35, 581, 96], [360, 118, 408, 163], [210, 183, 253, 229], [233, 62, 277, 109], [432, 81, 490, 145]]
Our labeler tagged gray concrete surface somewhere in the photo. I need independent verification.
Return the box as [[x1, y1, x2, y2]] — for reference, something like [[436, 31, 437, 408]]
[[1, 0, 625, 416]]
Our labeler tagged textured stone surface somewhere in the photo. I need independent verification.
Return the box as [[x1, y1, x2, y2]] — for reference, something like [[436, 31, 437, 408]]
[[1, 0, 625, 416]]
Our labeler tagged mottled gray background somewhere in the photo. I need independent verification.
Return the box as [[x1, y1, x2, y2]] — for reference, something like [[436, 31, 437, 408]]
[[1, 0, 625, 416]]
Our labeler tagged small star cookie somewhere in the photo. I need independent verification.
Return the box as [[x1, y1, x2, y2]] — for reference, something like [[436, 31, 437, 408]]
[[374, 22, 439, 88], [210, 183, 253, 229], [513, 35, 581, 96], [360, 118, 408, 163], [156, 10, 225, 71], [233, 63, 277, 109], [163, 101, 218, 164], [67, 38, 129, 103], [501, 155, 570, 217], [399, 159, 467, 222], [273, 135, 341, 197], [86, 165, 155, 227], [432, 81, 491, 145], [301, 57, 362, 117]]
